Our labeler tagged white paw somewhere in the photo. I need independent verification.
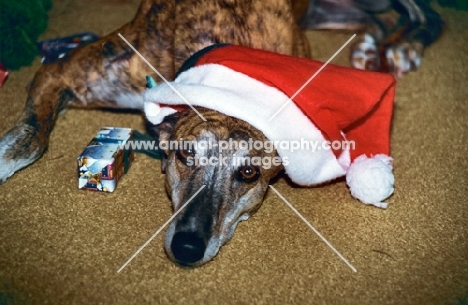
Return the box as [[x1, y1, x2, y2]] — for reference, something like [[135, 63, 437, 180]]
[[386, 43, 423, 77], [0, 156, 33, 184], [0, 132, 42, 184], [351, 34, 380, 71]]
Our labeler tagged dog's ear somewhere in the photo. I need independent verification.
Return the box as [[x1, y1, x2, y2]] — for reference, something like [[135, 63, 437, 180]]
[[158, 119, 176, 173], [145, 112, 181, 172], [146, 111, 181, 142]]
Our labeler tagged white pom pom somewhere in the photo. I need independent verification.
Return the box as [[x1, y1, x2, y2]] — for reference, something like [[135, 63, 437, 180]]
[[346, 154, 394, 209]]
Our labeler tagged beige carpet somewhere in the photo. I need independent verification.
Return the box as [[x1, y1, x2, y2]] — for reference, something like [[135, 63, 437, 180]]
[[0, 1, 467, 304]]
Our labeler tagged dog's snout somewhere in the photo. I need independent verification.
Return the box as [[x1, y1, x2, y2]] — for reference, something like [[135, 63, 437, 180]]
[[171, 232, 206, 265]]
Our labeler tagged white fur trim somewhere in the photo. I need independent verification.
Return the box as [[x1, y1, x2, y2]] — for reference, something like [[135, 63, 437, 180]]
[[144, 64, 350, 185], [346, 154, 394, 208], [144, 102, 178, 125]]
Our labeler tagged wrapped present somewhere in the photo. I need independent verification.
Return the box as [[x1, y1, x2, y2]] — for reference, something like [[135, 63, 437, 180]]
[[77, 127, 134, 192], [37, 32, 99, 64]]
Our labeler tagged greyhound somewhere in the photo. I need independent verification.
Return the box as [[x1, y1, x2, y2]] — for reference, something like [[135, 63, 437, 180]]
[[0, 0, 444, 267], [148, 108, 284, 267]]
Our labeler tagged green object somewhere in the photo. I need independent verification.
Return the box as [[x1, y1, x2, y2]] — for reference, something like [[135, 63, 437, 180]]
[[0, 0, 52, 70], [437, 0, 468, 10], [146, 75, 157, 88], [132, 130, 163, 159]]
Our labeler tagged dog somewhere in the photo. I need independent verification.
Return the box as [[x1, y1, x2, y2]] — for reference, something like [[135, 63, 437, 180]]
[[150, 108, 284, 267], [0, 0, 444, 267]]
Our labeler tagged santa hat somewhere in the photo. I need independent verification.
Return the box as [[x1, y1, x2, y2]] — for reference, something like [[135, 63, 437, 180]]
[[144, 45, 396, 208]]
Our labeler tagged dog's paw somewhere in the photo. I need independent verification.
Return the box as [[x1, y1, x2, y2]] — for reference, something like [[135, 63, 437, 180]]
[[351, 35, 424, 77], [385, 42, 423, 77], [0, 156, 33, 184], [351, 34, 381, 71], [0, 127, 45, 184]]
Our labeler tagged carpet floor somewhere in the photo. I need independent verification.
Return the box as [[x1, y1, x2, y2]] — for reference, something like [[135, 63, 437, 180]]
[[0, 0, 467, 304]]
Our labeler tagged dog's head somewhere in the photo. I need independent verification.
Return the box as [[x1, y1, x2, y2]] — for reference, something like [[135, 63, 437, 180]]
[[150, 107, 283, 267]]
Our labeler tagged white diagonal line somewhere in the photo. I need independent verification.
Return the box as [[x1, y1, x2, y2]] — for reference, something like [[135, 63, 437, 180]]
[[117, 185, 206, 273], [268, 34, 356, 121], [269, 185, 357, 272], [118, 33, 206, 121]]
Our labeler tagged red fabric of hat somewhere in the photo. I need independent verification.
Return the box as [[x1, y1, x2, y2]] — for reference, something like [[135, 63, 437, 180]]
[[194, 45, 396, 162]]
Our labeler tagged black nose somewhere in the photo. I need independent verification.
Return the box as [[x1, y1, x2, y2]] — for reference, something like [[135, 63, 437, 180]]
[[171, 232, 206, 265]]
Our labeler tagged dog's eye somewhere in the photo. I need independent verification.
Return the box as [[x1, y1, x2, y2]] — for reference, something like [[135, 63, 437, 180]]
[[237, 165, 260, 183], [176, 147, 195, 164]]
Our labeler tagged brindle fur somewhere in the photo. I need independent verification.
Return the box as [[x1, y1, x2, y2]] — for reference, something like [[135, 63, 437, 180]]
[[299, 0, 445, 74], [0, 0, 309, 183], [156, 108, 283, 267], [0, 0, 445, 183]]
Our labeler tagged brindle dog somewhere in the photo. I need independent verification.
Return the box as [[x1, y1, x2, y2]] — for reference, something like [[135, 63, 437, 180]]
[[154, 108, 284, 267], [0, 0, 444, 267], [0, 0, 310, 183], [0, 0, 445, 184]]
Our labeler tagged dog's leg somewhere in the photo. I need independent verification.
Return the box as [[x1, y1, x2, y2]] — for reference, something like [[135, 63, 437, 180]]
[[382, 0, 445, 76], [1, 0, 309, 183], [0, 0, 176, 183], [299, 0, 377, 30], [299, 0, 444, 75], [299, 0, 389, 70], [349, 0, 445, 75]]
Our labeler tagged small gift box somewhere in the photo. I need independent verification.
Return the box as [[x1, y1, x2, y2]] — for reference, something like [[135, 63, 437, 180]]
[[77, 127, 134, 192]]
